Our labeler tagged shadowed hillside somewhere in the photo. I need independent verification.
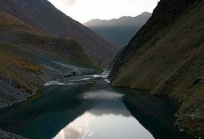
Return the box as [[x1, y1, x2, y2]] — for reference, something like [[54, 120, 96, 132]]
[[109, 0, 204, 137], [0, 9, 101, 110], [8, 0, 121, 63], [84, 12, 151, 46], [0, 0, 51, 35]]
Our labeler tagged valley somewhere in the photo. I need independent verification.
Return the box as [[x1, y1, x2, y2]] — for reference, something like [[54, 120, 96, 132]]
[[0, 0, 204, 138]]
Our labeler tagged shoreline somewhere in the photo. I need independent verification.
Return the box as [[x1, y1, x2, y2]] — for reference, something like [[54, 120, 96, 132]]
[[0, 86, 38, 110], [0, 79, 39, 139]]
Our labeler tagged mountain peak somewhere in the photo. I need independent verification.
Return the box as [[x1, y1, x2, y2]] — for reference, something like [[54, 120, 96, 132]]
[[141, 11, 151, 15]]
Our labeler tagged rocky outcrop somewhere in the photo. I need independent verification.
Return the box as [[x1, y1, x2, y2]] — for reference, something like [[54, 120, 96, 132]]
[[0, 78, 37, 109]]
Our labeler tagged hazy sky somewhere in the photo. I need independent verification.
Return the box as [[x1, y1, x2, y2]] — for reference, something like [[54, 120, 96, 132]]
[[48, 0, 160, 23]]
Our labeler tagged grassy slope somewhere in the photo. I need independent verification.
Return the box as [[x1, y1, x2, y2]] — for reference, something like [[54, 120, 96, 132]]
[[0, 12, 43, 35], [0, 41, 41, 91], [112, 1, 204, 88], [0, 12, 44, 91], [0, 11, 101, 91], [111, 0, 204, 137], [0, 11, 100, 69], [10, 32, 101, 70], [0, 0, 51, 35]]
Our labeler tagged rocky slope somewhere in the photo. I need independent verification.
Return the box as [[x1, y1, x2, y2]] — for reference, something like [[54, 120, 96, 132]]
[[84, 12, 151, 46], [8, 0, 121, 63], [0, 129, 27, 139], [109, 0, 204, 137]]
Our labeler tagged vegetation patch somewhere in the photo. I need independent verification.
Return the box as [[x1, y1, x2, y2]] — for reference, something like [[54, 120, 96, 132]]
[[0, 41, 41, 91]]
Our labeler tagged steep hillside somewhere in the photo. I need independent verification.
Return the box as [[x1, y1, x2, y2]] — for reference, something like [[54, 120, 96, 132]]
[[8, 0, 120, 63], [109, 0, 204, 137], [0, 0, 50, 35], [0, 11, 98, 67], [84, 12, 151, 46], [0, 11, 100, 109]]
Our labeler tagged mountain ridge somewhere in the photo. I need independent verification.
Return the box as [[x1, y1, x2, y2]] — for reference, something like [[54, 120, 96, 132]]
[[84, 12, 152, 46], [84, 12, 151, 26]]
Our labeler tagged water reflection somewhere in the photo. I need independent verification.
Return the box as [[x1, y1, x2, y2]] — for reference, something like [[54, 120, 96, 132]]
[[54, 101, 154, 139], [77, 90, 124, 100], [56, 126, 82, 139], [0, 84, 96, 139], [89, 100, 131, 117], [117, 88, 193, 139]]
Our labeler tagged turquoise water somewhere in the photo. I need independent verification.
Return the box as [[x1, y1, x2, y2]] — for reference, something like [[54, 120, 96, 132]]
[[0, 71, 193, 139]]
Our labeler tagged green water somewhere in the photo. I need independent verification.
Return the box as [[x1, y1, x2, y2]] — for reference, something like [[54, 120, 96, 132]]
[[0, 71, 193, 139]]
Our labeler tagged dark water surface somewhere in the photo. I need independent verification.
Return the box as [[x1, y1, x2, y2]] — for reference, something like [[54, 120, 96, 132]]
[[0, 70, 193, 139]]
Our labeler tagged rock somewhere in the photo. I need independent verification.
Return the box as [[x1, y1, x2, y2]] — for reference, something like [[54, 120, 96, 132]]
[[0, 78, 37, 109], [0, 129, 28, 139]]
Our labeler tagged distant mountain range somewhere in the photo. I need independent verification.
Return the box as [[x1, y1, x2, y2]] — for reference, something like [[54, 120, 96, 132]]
[[84, 12, 152, 46]]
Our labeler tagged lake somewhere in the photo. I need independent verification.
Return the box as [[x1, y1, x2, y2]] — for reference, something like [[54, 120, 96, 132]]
[[0, 70, 193, 139]]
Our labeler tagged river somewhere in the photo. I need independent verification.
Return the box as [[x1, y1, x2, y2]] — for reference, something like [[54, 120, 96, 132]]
[[0, 70, 193, 139]]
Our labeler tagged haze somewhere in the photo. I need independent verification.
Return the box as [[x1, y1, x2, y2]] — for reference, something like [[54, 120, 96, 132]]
[[48, 0, 160, 23]]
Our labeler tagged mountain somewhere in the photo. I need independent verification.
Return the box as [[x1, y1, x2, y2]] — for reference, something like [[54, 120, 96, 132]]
[[0, 0, 103, 112], [109, 0, 204, 137], [84, 12, 151, 46], [0, 10, 100, 87], [8, 0, 121, 63]]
